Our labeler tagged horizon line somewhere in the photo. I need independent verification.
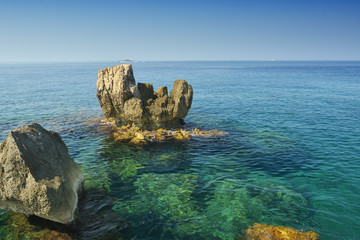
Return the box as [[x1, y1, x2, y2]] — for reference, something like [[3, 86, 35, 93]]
[[1, 59, 360, 64]]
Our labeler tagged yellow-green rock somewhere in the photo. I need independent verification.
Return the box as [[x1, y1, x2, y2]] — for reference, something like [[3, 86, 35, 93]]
[[242, 223, 319, 240]]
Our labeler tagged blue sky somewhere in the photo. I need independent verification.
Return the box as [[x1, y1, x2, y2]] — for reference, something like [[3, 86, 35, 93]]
[[0, 0, 359, 61]]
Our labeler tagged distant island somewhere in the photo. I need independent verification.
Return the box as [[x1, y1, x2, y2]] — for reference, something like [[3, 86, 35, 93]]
[[119, 59, 133, 62]]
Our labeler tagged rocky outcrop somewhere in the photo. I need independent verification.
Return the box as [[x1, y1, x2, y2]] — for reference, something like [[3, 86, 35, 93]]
[[96, 64, 193, 130], [0, 123, 84, 224], [241, 223, 319, 240]]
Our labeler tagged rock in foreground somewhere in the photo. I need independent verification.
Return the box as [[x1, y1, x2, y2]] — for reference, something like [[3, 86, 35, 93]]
[[96, 64, 193, 130], [0, 123, 84, 224], [242, 223, 319, 240]]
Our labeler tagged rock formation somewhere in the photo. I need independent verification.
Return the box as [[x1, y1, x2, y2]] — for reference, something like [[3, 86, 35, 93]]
[[0, 123, 84, 224], [96, 64, 193, 130]]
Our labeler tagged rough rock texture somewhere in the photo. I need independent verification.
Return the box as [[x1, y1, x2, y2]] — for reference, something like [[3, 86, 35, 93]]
[[0, 123, 84, 224], [96, 64, 193, 130], [96, 64, 136, 118], [242, 223, 319, 240]]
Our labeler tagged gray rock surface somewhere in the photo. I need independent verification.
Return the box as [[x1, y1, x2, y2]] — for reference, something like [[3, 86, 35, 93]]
[[0, 123, 84, 224], [96, 64, 193, 129], [96, 64, 136, 119]]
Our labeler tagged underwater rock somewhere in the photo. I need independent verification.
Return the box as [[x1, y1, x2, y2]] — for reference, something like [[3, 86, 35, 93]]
[[113, 173, 199, 220], [0, 123, 84, 224], [96, 64, 193, 130], [4, 212, 73, 240], [242, 223, 319, 240], [40, 230, 73, 240]]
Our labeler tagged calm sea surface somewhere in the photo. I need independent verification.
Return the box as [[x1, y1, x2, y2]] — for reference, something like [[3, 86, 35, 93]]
[[0, 61, 359, 239]]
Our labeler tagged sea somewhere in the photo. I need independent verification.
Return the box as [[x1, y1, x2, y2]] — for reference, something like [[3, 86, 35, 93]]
[[0, 61, 359, 240]]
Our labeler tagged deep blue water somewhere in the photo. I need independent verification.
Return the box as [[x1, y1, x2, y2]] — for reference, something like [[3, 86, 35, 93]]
[[0, 61, 359, 239]]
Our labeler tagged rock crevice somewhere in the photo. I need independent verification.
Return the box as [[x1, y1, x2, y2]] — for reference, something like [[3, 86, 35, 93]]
[[96, 64, 193, 130]]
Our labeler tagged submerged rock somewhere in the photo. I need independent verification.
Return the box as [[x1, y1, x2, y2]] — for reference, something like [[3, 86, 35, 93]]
[[0, 123, 84, 224], [5, 212, 73, 240], [242, 223, 319, 240], [96, 64, 193, 130]]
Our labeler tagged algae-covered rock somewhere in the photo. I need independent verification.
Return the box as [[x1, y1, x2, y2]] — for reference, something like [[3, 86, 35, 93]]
[[173, 130, 190, 141], [172, 178, 263, 240], [4, 212, 73, 240], [242, 222, 319, 240], [0, 210, 10, 239], [102, 118, 228, 144], [40, 230, 73, 240], [244, 173, 310, 227], [96, 64, 193, 130], [110, 159, 144, 182], [113, 173, 199, 220], [0, 123, 83, 224], [80, 162, 111, 192], [112, 170, 312, 240], [129, 132, 147, 144], [171, 175, 311, 240]]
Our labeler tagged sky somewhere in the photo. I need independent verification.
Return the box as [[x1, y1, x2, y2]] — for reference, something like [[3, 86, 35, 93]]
[[0, 0, 359, 62]]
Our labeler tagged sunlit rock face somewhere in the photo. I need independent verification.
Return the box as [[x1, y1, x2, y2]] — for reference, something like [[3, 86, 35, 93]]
[[96, 64, 193, 130], [0, 123, 84, 224]]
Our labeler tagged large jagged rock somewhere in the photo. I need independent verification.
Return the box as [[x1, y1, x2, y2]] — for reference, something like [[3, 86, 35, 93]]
[[96, 64, 193, 130], [96, 64, 136, 119], [0, 123, 84, 224]]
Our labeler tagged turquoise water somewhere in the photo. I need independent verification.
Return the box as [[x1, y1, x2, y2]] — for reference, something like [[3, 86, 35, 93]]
[[0, 61, 359, 239]]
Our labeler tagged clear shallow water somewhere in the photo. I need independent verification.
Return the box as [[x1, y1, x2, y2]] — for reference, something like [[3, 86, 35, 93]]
[[0, 61, 360, 239]]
